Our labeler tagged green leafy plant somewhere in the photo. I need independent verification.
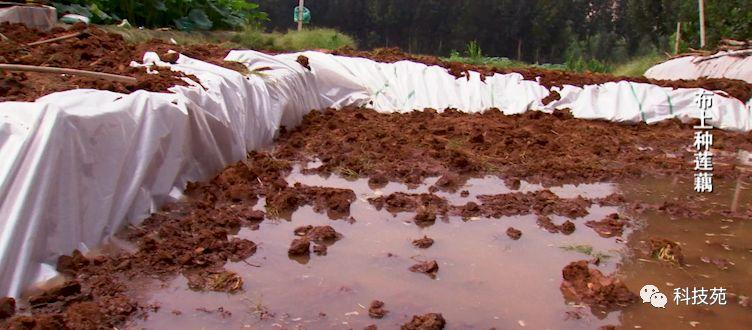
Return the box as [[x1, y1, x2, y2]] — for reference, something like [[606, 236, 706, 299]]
[[465, 40, 483, 60], [52, 0, 267, 30]]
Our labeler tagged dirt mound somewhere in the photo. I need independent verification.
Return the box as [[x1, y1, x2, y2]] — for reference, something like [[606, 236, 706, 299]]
[[275, 107, 752, 186], [0, 23, 246, 102], [560, 260, 638, 311], [333, 47, 752, 102]]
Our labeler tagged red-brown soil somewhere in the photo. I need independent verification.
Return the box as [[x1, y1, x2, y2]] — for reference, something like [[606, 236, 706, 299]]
[[0, 23, 245, 102], [368, 300, 388, 319], [409, 260, 440, 278], [586, 213, 628, 238], [332, 47, 752, 102], [412, 236, 435, 248], [401, 312, 446, 330], [560, 260, 638, 311], [275, 107, 752, 186], [506, 227, 522, 240]]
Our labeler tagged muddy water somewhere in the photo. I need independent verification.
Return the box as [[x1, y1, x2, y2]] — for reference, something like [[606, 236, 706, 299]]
[[128, 166, 626, 329], [126, 166, 752, 329], [617, 177, 752, 330]]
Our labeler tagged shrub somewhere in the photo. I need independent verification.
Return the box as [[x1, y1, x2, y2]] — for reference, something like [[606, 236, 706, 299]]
[[52, 0, 268, 30]]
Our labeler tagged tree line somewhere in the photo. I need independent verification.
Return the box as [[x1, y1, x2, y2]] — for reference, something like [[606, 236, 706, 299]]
[[255, 0, 751, 64]]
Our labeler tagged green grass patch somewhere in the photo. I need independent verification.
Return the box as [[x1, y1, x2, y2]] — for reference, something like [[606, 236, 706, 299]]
[[263, 28, 355, 51], [611, 53, 666, 77], [101, 25, 355, 52], [101, 25, 238, 45]]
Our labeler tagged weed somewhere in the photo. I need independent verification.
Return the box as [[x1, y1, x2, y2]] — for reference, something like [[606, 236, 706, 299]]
[[337, 167, 359, 180], [560, 244, 613, 262], [466, 40, 483, 60]]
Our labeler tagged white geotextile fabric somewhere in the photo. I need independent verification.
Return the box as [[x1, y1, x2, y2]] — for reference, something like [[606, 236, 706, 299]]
[[645, 51, 752, 83], [1, 49, 750, 298], [0, 52, 316, 298], [261, 51, 751, 130]]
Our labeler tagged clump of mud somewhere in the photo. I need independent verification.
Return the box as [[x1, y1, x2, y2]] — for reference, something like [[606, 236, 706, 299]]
[[412, 236, 435, 248], [288, 237, 311, 256], [296, 55, 311, 70], [644, 238, 685, 265], [560, 260, 638, 311], [0, 297, 15, 319], [185, 269, 243, 293], [409, 260, 440, 278], [586, 213, 628, 238], [401, 312, 446, 330], [294, 225, 342, 242], [267, 184, 356, 219], [506, 227, 522, 240], [368, 300, 388, 319], [369, 193, 448, 214]]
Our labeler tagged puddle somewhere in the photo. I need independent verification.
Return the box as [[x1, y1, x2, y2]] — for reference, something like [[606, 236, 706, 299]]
[[617, 177, 752, 329], [127, 166, 626, 329]]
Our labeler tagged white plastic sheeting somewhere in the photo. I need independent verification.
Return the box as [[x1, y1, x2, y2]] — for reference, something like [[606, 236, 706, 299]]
[[263, 51, 551, 114], [262, 51, 751, 130], [645, 51, 752, 83], [0, 52, 316, 298], [1, 49, 751, 298], [550, 81, 752, 131], [0, 5, 57, 31]]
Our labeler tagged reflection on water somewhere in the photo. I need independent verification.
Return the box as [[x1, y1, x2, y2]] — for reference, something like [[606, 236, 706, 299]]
[[126, 165, 752, 329], [617, 176, 752, 329], [128, 167, 626, 329]]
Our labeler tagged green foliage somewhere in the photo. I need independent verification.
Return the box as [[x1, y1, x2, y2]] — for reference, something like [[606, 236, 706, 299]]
[[562, 35, 614, 73], [564, 56, 612, 74], [231, 28, 276, 49], [612, 53, 666, 77], [254, 0, 749, 64], [52, 0, 268, 30], [672, 0, 751, 49], [103, 25, 356, 52], [258, 28, 356, 51], [465, 40, 482, 60], [232, 28, 356, 51]]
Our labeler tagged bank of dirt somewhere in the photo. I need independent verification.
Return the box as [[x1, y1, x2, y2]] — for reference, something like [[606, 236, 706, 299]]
[[0, 22, 245, 102], [332, 47, 752, 103]]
